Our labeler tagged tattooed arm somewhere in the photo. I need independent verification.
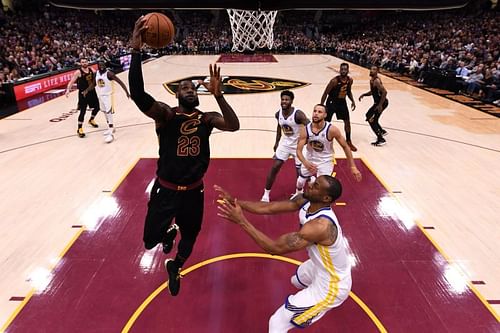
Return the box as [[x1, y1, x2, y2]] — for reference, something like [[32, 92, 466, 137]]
[[217, 199, 335, 255]]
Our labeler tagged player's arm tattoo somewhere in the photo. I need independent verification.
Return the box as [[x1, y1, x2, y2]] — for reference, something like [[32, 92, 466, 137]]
[[326, 222, 338, 244], [285, 232, 306, 251]]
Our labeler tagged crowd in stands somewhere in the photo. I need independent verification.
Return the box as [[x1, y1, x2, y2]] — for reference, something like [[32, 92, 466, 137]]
[[330, 9, 499, 104], [0, 0, 498, 105], [0, 6, 132, 81]]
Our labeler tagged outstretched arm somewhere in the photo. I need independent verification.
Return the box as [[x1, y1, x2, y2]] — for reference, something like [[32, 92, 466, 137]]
[[329, 125, 362, 182], [108, 71, 130, 98], [214, 185, 305, 215], [83, 76, 96, 97], [358, 90, 372, 102], [273, 110, 282, 151], [201, 64, 239, 132], [65, 70, 80, 97], [359, 90, 372, 102], [129, 16, 174, 122], [296, 126, 317, 175], [373, 78, 387, 112], [320, 78, 337, 104], [218, 199, 333, 255], [347, 78, 356, 110]]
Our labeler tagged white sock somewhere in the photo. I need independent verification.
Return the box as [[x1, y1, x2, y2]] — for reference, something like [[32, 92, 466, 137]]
[[296, 176, 307, 192], [104, 111, 113, 125]]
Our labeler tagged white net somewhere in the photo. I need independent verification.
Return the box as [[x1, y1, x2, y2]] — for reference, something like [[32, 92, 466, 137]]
[[226, 8, 278, 52]]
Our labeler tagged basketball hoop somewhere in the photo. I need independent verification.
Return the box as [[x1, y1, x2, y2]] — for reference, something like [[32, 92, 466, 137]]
[[226, 8, 278, 52]]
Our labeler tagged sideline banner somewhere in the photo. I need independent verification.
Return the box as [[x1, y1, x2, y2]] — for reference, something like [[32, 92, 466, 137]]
[[13, 64, 98, 101]]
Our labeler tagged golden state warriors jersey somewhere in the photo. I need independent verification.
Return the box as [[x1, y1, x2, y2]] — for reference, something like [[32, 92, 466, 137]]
[[95, 70, 112, 96], [278, 107, 302, 149], [304, 122, 334, 164]]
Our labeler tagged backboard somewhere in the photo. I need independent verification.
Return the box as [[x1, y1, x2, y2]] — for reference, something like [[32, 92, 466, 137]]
[[50, 0, 469, 10]]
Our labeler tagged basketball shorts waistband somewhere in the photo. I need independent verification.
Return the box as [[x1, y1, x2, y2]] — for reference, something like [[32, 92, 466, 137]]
[[157, 177, 203, 191]]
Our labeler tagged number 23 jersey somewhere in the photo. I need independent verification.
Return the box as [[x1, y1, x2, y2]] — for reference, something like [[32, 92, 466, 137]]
[[156, 108, 214, 185]]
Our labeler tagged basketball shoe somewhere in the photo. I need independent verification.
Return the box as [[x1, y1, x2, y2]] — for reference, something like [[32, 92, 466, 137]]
[[165, 259, 182, 296], [371, 138, 386, 146], [103, 128, 116, 136], [88, 119, 98, 128], [162, 224, 179, 254], [104, 134, 114, 143]]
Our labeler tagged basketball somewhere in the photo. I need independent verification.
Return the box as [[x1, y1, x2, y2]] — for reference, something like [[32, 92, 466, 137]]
[[142, 12, 175, 49]]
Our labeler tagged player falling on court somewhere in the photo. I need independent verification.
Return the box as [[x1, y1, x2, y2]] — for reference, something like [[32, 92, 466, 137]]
[[129, 16, 239, 296], [65, 57, 100, 138], [95, 59, 130, 143], [320, 62, 357, 152], [359, 65, 389, 146], [295, 104, 361, 194], [216, 175, 351, 333], [261, 90, 309, 202]]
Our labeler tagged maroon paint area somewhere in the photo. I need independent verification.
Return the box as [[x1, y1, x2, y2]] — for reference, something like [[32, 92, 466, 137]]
[[6, 159, 499, 332]]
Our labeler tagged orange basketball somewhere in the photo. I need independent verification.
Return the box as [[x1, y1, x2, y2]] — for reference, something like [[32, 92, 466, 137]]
[[142, 12, 175, 49]]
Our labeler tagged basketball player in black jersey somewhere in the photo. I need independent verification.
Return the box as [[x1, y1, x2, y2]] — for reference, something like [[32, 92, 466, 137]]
[[320, 63, 357, 152], [129, 17, 240, 296], [65, 57, 100, 138], [359, 66, 388, 146]]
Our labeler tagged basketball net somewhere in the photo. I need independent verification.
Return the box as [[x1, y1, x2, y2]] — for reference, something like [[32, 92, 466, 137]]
[[226, 8, 277, 52]]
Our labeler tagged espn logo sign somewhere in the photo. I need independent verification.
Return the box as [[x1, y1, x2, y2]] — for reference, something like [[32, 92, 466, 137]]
[[14, 64, 97, 101], [24, 83, 42, 94]]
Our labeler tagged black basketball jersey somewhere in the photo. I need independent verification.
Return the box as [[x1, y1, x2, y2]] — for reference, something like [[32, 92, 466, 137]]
[[156, 108, 213, 185], [327, 75, 350, 101], [77, 68, 95, 92], [370, 78, 383, 104]]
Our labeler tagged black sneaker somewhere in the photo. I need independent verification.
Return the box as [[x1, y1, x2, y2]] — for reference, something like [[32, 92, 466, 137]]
[[371, 138, 386, 146], [165, 259, 181, 296], [381, 129, 388, 137], [162, 224, 179, 254], [88, 119, 99, 128], [77, 128, 85, 138]]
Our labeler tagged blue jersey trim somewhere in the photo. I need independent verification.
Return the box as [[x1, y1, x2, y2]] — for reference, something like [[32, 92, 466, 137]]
[[295, 266, 308, 288], [305, 207, 332, 218]]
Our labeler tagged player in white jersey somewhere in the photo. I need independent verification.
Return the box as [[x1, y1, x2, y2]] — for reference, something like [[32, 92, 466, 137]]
[[261, 90, 309, 202], [296, 104, 361, 194], [216, 175, 351, 332], [96, 60, 130, 143]]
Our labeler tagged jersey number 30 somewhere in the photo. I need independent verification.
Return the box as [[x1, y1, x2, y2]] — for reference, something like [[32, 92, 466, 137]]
[[177, 135, 201, 156]]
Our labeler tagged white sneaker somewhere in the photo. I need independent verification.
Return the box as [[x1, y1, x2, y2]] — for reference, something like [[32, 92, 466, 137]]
[[103, 128, 116, 136], [261, 195, 270, 202], [104, 134, 114, 143]]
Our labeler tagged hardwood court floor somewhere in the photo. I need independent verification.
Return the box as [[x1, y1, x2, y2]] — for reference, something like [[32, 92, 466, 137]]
[[0, 55, 499, 331], [4, 158, 498, 332]]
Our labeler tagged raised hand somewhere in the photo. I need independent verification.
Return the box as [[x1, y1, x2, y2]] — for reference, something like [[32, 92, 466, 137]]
[[214, 185, 234, 204], [217, 198, 245, 225], [130, 16, 148, 50], [200, 64, 223, 97]]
